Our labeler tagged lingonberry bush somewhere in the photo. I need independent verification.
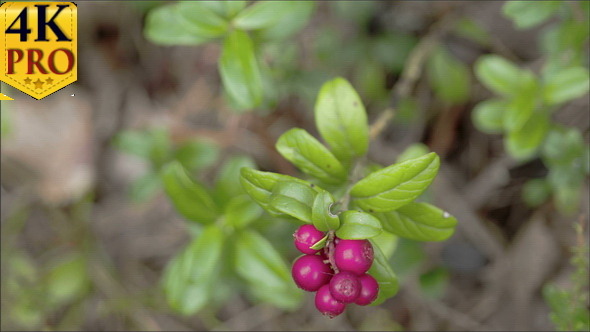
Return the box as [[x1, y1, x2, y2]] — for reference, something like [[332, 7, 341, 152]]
[[239, 77, 458, 317], [472, 1, 590, 215]]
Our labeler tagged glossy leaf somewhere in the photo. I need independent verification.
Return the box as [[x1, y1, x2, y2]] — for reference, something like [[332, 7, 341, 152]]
[[176, 2, 229, 39], [368, 239, 399, 306], [471, 99, 507, 134], [375, 202, 457, 242], [315, 77, 369, 163], [276, 128, 347, 184], [427, 47, 470, 104], [162, 225, 224, 315], [240, 167, 311, 215], [311, 190, 340, 231], [543, 66, 590, 105], [144, 4, 211, 46], [351, 153, 440, 212], [336, 211, 382, 239], [219, 30, 264, 111], [234, 230, 302, 310], [269, 181, 316, 223], [224, 195, 263, 229], [161, 161, 219, 223], [503, 1, 561, 29], [371, 231, 398, 259], [475, 55, 535, 97], [505, 114, 549, 161]]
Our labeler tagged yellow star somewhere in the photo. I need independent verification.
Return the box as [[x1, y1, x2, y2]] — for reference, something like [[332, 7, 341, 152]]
[[33, 79, 44, 89], [46, 77, 54, 85], [24, 77, 32, 85]]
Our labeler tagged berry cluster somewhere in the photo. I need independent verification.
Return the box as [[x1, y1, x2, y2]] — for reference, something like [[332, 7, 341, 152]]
[[291, 224, 379, 318]]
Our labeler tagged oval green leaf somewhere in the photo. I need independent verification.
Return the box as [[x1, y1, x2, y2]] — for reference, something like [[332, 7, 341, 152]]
[[162, 225, 224, 315], [471, 99, 507, 134], [368, 239, 399, 306], [315, 77, 369, 163], [351, 153, 440, 212], [144, 4, 211, 46], [234, 230, 302, 310], [374, 202, 457, 242], [505, 113, 549, 161], [311, 190, 340, 231], [336, 211, 383, 239], [276, 128, 347, 184], [269, 181, 316, 223], [161, 161, 219, 224], [475, 55, 534, 97], [176, 2, 229, 39], [219, 30, 264, 111], [543, 66, 590, 105]]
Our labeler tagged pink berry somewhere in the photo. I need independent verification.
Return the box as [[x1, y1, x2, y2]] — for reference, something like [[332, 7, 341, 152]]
[[334, 239, 374, 275], [291, 254, 332, 292], [354, 274, 379, 306], [315, 284, 346, 318], [293, 225, 325, 254], [329, 271, 360, 303]]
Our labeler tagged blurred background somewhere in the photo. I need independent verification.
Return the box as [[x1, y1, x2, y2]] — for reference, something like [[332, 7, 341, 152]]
[[1, 1, 589, 331]]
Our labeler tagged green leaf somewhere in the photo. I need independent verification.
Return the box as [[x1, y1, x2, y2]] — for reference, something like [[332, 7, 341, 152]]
[[148, 128, 173, 168], [239, 167, 312, 215], [315, 77, 369, 163], [176, 2, 229, 39], [310, 234, 328, 250], [522, 178, 551, 207], [174, 140, 219, 172], [396, 143, 430, 163], [256, 2, 315, 41], [219, 30, 264, 111], [45, 254, 89, 307], [475, 55, 536, 97], [419, 267, 449, 299], [311, 190, 340, 231], [427, 47, 470, 104], [471, 99, 507, 134], [113, 130, 152, 159], [371, 231, 398, 259], [200, 1, 246, 18], [214, 155, 257, 202], [542, 127, 585, 167], [162, 225, 224, 315], [374, 202, 457, 241], [144, 4, 211, 46], [130, 172, 161, 203], [503, 92, 537, 133], [161, 161, 219, 224], [351, 153, 440, 212], [276, 128, 347, 184], [336, 211, 383, 239], [224, 195, 263, 229], [543, 66, 590, 105], [269, 181, 316, 223], [503, 1, 561, 29], [368, 239, 399, 306], [234, 1, 306, 30], [505, 114, 549, 161], [234, 230, 302, 310]]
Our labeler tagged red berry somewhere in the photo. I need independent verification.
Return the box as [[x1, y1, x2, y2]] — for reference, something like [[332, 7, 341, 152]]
[[291, 254, 332, 291], [354, 274, 379, 306], [315, 284, 346, 318], [329, 271, 360, 303], [293, 225, 325, 254], [334, 239, 374, 275]]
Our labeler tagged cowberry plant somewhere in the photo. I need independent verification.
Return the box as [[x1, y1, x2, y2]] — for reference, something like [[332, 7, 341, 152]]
[[240, 77, 458, 317], [144, 1, 315, 112], [472, 1, 590, 215]]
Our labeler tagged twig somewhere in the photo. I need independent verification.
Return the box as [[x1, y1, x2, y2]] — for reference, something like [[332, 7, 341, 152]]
[[369, 11, 457, 139]]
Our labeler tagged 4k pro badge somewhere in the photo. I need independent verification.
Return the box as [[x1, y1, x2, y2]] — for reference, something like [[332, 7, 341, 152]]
[[1, 2, 77, 100]]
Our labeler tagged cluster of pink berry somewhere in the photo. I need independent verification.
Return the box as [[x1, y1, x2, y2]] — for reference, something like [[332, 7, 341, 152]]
[[291, 224, 379, 318]]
